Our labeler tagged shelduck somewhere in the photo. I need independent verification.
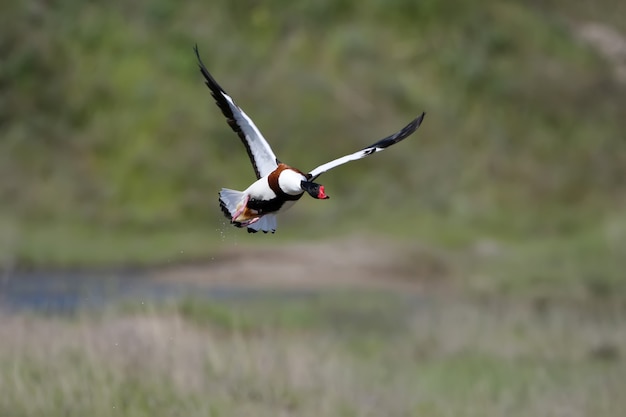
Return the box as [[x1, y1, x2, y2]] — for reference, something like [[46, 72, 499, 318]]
[[194, 45, 426, 234]]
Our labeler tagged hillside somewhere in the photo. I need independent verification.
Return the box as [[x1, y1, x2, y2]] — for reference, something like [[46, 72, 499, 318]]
[[1, 0, 625, 272]]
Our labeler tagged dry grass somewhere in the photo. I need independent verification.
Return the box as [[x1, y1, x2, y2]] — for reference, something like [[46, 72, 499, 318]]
[[0, 294, 624, 417]]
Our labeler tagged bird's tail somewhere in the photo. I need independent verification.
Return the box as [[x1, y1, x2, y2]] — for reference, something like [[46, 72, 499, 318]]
[[219, 188, 277, 233], [246, 214, 277, 234], [219, 188, 246, 220]]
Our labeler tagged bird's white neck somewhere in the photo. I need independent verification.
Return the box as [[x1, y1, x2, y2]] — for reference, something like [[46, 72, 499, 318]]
[[278, 169, 306, 195]]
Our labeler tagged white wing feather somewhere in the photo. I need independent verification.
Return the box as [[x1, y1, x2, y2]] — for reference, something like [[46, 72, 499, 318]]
[[221, 93, 279, 178], [308, 113, 425, 180], [195, 46, 279, 179]]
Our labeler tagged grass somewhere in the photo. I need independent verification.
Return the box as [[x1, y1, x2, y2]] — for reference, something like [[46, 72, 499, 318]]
[[466, 235, 626, 300], [11, 221, 224, 268], [448, 213, 626, 300], [1, 293, 624, 416], [2, 0, 626, 270], [2, 5, 625, 411]]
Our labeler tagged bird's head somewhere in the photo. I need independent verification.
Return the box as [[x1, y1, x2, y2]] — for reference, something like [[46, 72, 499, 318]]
[[301, 181, 329, 200]]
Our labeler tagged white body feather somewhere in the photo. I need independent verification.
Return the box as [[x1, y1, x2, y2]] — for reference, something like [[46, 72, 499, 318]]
[[244, 176, 278, 200]]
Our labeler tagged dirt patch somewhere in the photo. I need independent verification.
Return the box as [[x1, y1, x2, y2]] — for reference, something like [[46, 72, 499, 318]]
[[576, 22, 626, 83], [149, 237, 451, 292]]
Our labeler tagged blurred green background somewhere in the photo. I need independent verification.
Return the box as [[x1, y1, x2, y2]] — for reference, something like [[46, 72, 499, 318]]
[[2, 0, 624, 269], [1, 1, 625, 415]]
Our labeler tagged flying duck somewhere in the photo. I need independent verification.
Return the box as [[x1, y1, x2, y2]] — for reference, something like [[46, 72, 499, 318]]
[[194, 45, 426, 234]]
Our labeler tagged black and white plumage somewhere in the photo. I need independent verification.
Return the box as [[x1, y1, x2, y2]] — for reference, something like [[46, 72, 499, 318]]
[[194, 45, 426, 234]]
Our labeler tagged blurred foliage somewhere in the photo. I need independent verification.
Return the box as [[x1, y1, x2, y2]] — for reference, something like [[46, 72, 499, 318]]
[[1, 0, 625, 265], [2, 296, 625, 416]]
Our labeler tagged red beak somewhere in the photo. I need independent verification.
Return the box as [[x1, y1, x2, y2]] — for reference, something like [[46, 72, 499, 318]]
[[318, 186, 329, 199]]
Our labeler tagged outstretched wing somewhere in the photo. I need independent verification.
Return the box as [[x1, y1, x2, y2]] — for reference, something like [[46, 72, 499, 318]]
[[194, 45, 279, 179], [307, 113, 426, 181]]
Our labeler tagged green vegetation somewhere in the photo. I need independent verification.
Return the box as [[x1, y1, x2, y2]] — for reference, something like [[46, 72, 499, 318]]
[[3, 3, 625, 414], [1, 294, 624, 416], [2, 0, 625, 272]]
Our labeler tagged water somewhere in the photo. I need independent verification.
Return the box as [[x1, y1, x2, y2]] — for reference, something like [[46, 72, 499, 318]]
[[0, 269, 319, 314]]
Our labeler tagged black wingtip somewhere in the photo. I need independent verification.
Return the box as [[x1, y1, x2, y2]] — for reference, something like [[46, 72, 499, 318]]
[[360, 111, 426, 151], [194, 44, 209, 74], [415, 112, 426, 128], [193, 44, 232, 101], [399, 112, 426, 138], [393, 112, 426, 143], [193, 43, 202, 64], [407, 112, 426, 133]]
